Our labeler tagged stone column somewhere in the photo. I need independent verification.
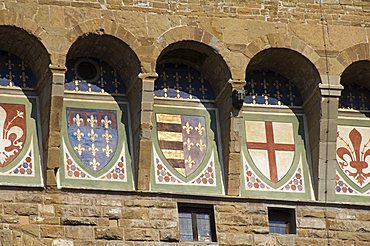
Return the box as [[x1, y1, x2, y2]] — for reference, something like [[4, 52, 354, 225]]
[[137, 72, 157, 191], [317, 76, 343, 202], [45, 65, 65, 190], [216, 78, 246, 196]]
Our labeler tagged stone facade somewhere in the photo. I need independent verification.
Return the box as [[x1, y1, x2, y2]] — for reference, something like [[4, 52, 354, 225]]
[[0, 0, 368, 245]]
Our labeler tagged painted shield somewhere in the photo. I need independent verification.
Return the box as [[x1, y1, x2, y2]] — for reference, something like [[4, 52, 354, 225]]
[[337, 126, 370, 188], [156, 113, 207, 177], [245, 120, 295, 183], [67, 108, 118, 172], [0, 104, 26, 167]]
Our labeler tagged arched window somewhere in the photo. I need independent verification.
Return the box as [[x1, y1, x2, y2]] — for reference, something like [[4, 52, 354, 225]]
[[241, 48, 319, 200], [0, 26, 51, 187], [337, 60, 370, 202], [58, 34, 139, 191], [151, 42, 229, 195]]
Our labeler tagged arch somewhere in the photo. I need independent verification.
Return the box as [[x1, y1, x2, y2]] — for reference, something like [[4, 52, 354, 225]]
[[242, 47, 322, 201], [155, 40, 231, 96], [155, 26, 235, 77], [60, 33, 140, 191], [65, 19, 142, 69], [66, 33, 141, 90], [0, 9, 48, 43], [0, 25, 51, 188], [336, 43, 370, 76], [339, 60, 370, 110], [244, 32, 322, 77], [246, 48, 321, 102]]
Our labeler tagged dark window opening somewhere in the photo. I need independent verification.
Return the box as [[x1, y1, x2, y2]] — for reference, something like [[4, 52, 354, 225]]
[[178, 203, 216, 242], [76, 59, 99, 81], [268, 207, 296, 235]]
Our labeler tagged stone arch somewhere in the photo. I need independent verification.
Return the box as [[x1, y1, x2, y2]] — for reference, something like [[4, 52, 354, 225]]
[[0, 9, 48, 42], [154, 26, 234, 77], [0, 10, 51, 84], [336, 43, 370, 76], [155, 40, 232, 97], [65, 19, 142, 69], [244, 32, 322, 77]]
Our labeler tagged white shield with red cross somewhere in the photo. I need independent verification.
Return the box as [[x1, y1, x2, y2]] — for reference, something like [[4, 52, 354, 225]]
[[245, 120, 295, 183]]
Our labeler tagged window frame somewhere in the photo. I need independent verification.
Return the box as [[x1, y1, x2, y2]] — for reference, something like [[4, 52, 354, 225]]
[[268, 207, 297, 235], [178, 203, 217, 242]]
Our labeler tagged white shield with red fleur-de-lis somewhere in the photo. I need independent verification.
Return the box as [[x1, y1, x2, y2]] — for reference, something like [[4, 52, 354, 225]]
[[245, 120, 295, 183], [0, 104, 26, 167], [337, 126, 370, 188]]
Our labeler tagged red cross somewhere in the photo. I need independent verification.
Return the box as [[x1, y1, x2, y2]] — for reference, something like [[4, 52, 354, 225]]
[[247, 121, 295, 183]]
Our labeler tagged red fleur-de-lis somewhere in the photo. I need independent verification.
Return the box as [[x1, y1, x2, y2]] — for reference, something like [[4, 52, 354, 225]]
[[337, 128, 370, 186]]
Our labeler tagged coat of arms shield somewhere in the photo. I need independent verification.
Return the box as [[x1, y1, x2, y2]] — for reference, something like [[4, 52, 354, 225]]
[[0, 104, 26, 167], [67, 108, 118, 172], [245, 120, 295, 183], [155, 113, 207, 177]]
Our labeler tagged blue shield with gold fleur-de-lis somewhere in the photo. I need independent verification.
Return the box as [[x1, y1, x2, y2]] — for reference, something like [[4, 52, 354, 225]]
[[156, 113, 207, 177], [66, 108, 118, 172]]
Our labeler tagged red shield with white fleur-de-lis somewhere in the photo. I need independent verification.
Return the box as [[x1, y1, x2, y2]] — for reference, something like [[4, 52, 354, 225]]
[[0, 104, 26, 167]]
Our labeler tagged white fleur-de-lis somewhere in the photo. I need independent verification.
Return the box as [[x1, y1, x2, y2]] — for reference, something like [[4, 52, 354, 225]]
[[196, 139, 206, 152], [185, 155, 195, 168], [103, 144, 113, 157], [102, 130, 112, 143], [88, 129, 98, 142], [89, 158, 100, 171], [89, 144, 99, 156], [195, 122, 205, 136], [184, 138, 194, 151], [74, 143, 85, 156], [182, 122, 193, 135], [73, 128, 84, 141], [87, 115, 97, 128], [0, 106, 24, 165], [101, 115, 112, 129], [73, 114, 83, 127]]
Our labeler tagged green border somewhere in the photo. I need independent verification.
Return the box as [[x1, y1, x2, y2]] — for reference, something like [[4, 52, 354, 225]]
[[59, 100, 134, 191], [0, 95, 43, 186], [336, 118, 370, 203], [150, 105, 223, 195], [240, 112, 313, 200]]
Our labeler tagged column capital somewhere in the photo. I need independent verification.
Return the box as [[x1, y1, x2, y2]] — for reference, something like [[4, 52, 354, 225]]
[[49, 64, 67, 73], [319, 83, 344, 97], [138, 72, 158, 80]]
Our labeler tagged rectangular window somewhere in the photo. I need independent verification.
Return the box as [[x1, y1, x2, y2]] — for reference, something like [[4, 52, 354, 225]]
[[178, 203, 216, 242], [268, 207, 296, 234]]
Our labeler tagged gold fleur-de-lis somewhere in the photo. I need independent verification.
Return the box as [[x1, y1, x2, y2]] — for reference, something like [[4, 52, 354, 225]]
[[73, 114, 83, 127], [87, 115, 97, 128], [101, 115, 111, 129], [73, 128, 84, 141], [88, 129, 98, 142], [89, 157, 100, 171], [184, 138, 194, 151], [185, 155, 195, 168], [89, 144, 99, 156], [182, 122, 193, 134], [74, 143, 85, 156], [103, 144, 113, 157], [196, 139, 206, 152], [102, 130, 112, 143], [195, 122, 205, 136]]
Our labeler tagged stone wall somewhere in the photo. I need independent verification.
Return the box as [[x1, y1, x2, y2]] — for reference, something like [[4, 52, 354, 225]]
[[0, 0, 369, 245], [0, 190, 367, 245]]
